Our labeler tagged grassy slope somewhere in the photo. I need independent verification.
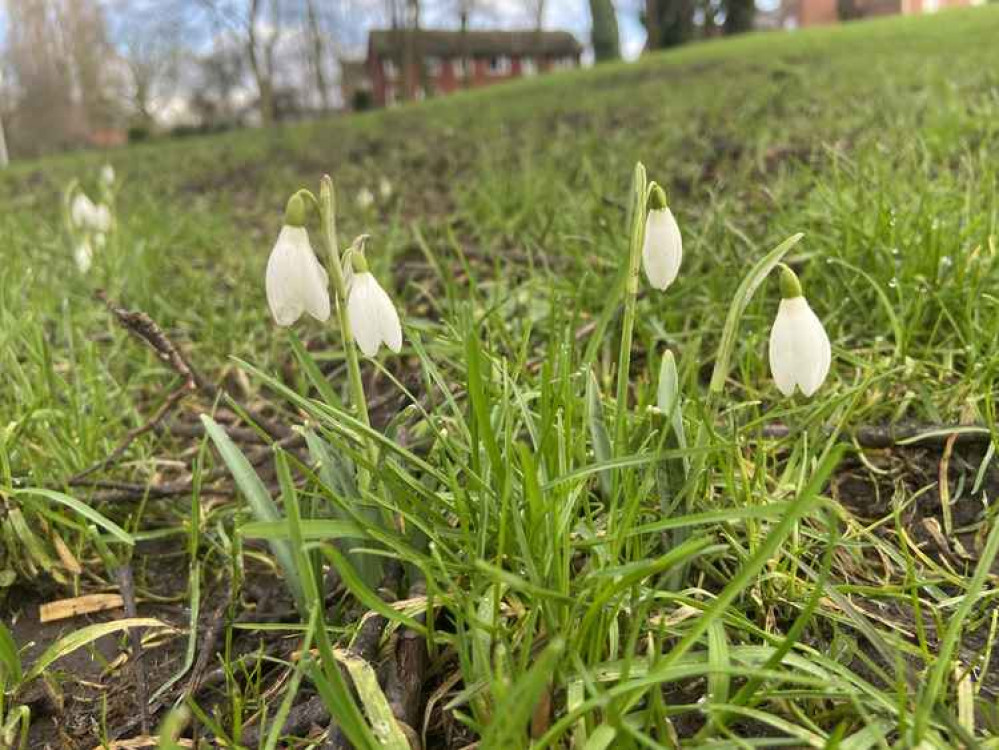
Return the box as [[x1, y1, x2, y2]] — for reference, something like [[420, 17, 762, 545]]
[[2, 8, 999, 746]]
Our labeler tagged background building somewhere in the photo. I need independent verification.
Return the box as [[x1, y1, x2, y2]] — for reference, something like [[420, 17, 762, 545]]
[[357, 29, 583, 108], [781, 0, 981, 26]]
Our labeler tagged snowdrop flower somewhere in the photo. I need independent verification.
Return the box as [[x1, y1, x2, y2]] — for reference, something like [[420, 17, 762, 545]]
[[642, 185, 682, 291], [100, 164, 115, 187], [769, 264, 831, 397], [265, 194, 331, 326], [71, 192, 111, 233], [356, 187, 374, 209], [346, 252, 402, 357], [378, 177, 393, 200], [74, 238, 94, 273]]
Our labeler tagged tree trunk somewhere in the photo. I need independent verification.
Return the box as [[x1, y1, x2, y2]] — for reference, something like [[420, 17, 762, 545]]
[[644, 0, 661, 50], [459, 10, 471, 89], [247, 0, 275, 125], [589, 0, 620, 63], [648, 0, 694, 49], [722, 0, 755, 34], [305, 0, 329, 111], [0, 113, 9, 167]]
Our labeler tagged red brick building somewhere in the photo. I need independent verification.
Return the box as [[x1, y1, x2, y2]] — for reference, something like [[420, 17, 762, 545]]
[[361, 29, 583, 108], [781, 0, 979, 27]]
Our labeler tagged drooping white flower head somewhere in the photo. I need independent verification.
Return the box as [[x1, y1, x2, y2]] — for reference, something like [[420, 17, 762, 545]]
[[378, 177, 393, 200], [768, 265, 831, 397], [346, 253, 402, 357], [74, 238, 94, 273], [356, 187, 375, 209], [100, 164, 115, 187], [642, 185, 682, 291], [71, 191, 111, 233], [93, 204, 111, 233], [265, 195, 331, 327]]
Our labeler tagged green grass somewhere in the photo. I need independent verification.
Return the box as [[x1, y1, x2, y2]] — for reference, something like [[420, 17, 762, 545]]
[[2, 7, 999, 747]]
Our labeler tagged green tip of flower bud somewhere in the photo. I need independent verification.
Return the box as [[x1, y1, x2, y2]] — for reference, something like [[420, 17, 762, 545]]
[[649, 184, 668, 211], [284, 193, 307, 227], [350, 250, 369, 274], [778, 263, 803, 299]]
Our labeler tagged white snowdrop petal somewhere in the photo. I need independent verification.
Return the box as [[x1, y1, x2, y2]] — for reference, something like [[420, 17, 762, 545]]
[[797, 307, 831, 397], [301, 256, 332, 323], [266, 243, 305, 326], [265, 225, 329, 327], [71, 193, 96, 229], [74, 240, 93, 273], [642, 208, 682, 290], [373, 281, 403, 353], [769, 297, 831, 397], [768, 301, 800, 396], [348, 274, 384, 357], [94, 205, 112, 233]]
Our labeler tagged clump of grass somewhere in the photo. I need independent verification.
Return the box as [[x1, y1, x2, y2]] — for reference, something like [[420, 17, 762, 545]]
[[1, 8, 998, 747]]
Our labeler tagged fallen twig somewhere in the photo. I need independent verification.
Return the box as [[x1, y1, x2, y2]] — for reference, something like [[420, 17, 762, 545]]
[[72, 386, 190, 481], [118, 565, 150, 735], [181, 578, 233, 701], [381, 579, 429, 748], [96, 290, 291, 440], [760, 423, 995, 449], [68, 433, 303, 502]]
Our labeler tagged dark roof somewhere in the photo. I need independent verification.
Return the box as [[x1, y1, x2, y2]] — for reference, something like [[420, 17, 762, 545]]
[[368, 29, 582, 58]]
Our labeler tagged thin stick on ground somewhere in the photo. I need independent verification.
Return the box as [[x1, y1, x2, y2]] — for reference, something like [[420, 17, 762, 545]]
[[117, 565, 150, 735], [96, 290, 291, 440]]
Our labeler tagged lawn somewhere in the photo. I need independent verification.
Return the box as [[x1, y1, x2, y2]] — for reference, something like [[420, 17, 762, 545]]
[[2, 7, 999, 748]]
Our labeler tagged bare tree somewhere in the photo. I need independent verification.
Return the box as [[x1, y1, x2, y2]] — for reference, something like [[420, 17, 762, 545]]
[[245, 0, 283, 124], [62, 0, 117, 132], [115, 6, 186, 127], [200, 0, 285, 125], [303, 0, 329, 110], [0, 111, 9, 167], [193, 35, 245, 127], [525, 0, 546, 30], [3, 0, 77, 156]]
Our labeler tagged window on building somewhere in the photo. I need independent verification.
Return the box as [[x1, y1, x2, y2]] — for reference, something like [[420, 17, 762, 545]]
[[553, 56, 574, 71], [521, 57, 537, 76], [414, 86, 426, 101], [453, 57, 472, 78], [489, 55, 512, 76], [383, 60, 398, 79], [385, 85, 396, 106], [426, 56, 442, 76]]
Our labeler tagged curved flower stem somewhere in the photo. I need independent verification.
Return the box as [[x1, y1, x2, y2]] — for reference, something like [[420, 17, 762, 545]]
[[613, 162, 648, 457], [314, 176, 376, 486], [608, 163, 649, 541]]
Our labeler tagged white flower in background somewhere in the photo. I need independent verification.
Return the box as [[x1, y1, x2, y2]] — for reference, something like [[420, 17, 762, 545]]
[[74, 238, 94, 273], [379, 177, 393, 200], [71, 192, 111, 233], [94, 204, 111, 232], [265, 195, 330, 326], [769, 264, 831, 397], [356, 187, 375, 209], [641, 185, 682, 291], [346, 254, 402, 357], [100, 164, 115, 187]]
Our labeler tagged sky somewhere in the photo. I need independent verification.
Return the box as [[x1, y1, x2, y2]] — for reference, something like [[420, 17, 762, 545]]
[[421, 0, 649, 60]]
